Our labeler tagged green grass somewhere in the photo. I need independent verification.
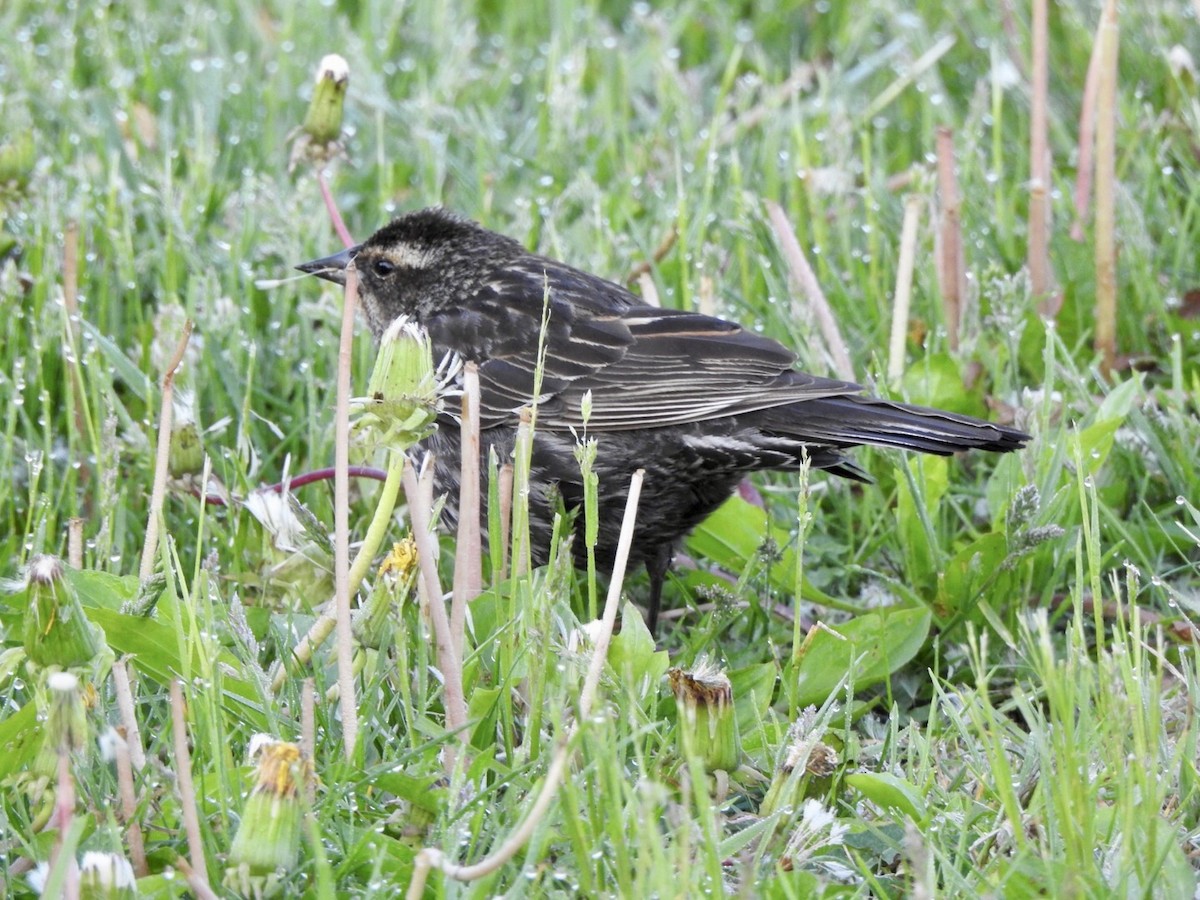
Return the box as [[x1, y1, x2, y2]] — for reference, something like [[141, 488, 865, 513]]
[[3, 0, 1200, 895]]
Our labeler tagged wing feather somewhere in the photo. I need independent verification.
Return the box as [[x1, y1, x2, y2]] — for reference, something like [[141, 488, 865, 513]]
[[426, 255, 864, 429]]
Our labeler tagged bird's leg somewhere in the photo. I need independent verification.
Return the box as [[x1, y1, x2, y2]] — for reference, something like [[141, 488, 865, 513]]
[[643, 544, 674, 636]]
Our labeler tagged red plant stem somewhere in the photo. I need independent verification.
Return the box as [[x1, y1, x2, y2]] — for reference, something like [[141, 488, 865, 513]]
[[193, 465, 387, 507], [317, 168, 355, 249]]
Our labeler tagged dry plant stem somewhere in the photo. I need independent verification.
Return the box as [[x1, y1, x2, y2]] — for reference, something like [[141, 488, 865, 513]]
[[112, 658, 146, 770], [998, 0, 1031, 83], [174, 858, 220, 900], [935, 127, 964, 351], [169, 680, 209, 890], [1072, 33, 1104, 242], [139, 320, 193, 582], [271, 614, 332, 693], [765, 200, 856, 382], [451, 364, 483, 663], [1044, 592, 1199, 642], [0, 859, 34, 898], [113, 730, 149, 876], [418, 456, 436, 546], [579, 468, 645, 713], [405, 470, 646, 899], [697, 274, 716, 319], [334, 265, 360, 759], [301, 678, 316, 762], [318, 168, 355, 249], [416, 457, 438, 599], [888, 197, 923, 383], [1027, 0, 1057, 317], [63, 220, 79, 332], [1093, 0, 1119, 378], [636, 272, 660, 308], [401, 461, 468, 768], [301, 677, 319, 802], [67, 518, 83, 569], [625, 226, 678, 286]]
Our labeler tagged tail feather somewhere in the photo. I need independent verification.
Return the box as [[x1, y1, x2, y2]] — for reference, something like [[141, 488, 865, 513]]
[[767, 395, 1029, 456]]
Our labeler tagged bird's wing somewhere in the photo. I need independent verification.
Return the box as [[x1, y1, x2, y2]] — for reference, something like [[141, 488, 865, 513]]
[[543, 309, 863, 429], [425, 256, 864, 430]]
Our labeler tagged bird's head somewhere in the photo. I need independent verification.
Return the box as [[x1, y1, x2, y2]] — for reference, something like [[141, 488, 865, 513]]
[[297, 207, 523, 337]]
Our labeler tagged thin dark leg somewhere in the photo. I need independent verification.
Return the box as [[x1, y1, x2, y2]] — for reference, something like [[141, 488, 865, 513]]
[[644, 544, 674, 636]]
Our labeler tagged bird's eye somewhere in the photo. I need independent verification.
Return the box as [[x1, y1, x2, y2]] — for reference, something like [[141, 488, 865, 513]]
[[373, 259, 396, 276]]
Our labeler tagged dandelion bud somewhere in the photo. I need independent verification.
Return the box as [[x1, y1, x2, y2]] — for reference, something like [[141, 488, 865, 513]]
[[668, 657, 740, 772], [23, 555, 103, 669], [354, 536, 419, 647], [168, 421, 205, 477], [302, 54, 349, 147], [227, 738, 312, 882], [760, 716, 839, 817], [352, 318, 445, 453]]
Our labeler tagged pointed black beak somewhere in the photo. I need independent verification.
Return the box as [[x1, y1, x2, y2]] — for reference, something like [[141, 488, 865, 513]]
[[295, 245, 361, 285]]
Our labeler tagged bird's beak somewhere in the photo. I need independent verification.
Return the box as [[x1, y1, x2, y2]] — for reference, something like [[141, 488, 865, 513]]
[[295, 245, 361, 285]]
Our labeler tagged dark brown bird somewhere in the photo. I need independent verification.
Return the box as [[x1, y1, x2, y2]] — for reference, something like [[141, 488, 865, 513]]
[[299, 208, 1028, 631]]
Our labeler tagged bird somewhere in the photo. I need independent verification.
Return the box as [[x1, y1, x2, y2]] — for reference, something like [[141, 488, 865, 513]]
[[298, 207, 1029, 632]]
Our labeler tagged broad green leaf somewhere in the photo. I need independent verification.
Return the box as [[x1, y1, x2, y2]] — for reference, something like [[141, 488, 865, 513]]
[[729, 660, 779, 755], [87, 608, 269, 731], [67, 568, 139, 611], [895, 456, 948, 588], [0, 703, 39, 780], [1073, 377, 1139, 475], [936, 532, 1009, 620], [689, 496, 838, 605], [339, 826, 417, 885], [467, 685, 503, 751], [845, 771, 928, 823], [1095, 375, 1140, 423], [901, 352, 986, 417], [791, 607, 931, 707], [729, 661, 777, 728], [80, 318, 153, 402], [610, 600, 669, 695], [373, 771, 447, 816], [688, 495, 772, 565], [718, 808, 783, 859]]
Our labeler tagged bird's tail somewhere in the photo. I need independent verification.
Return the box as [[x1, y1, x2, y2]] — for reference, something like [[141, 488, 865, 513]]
[[765, 394, 1029, 456]]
